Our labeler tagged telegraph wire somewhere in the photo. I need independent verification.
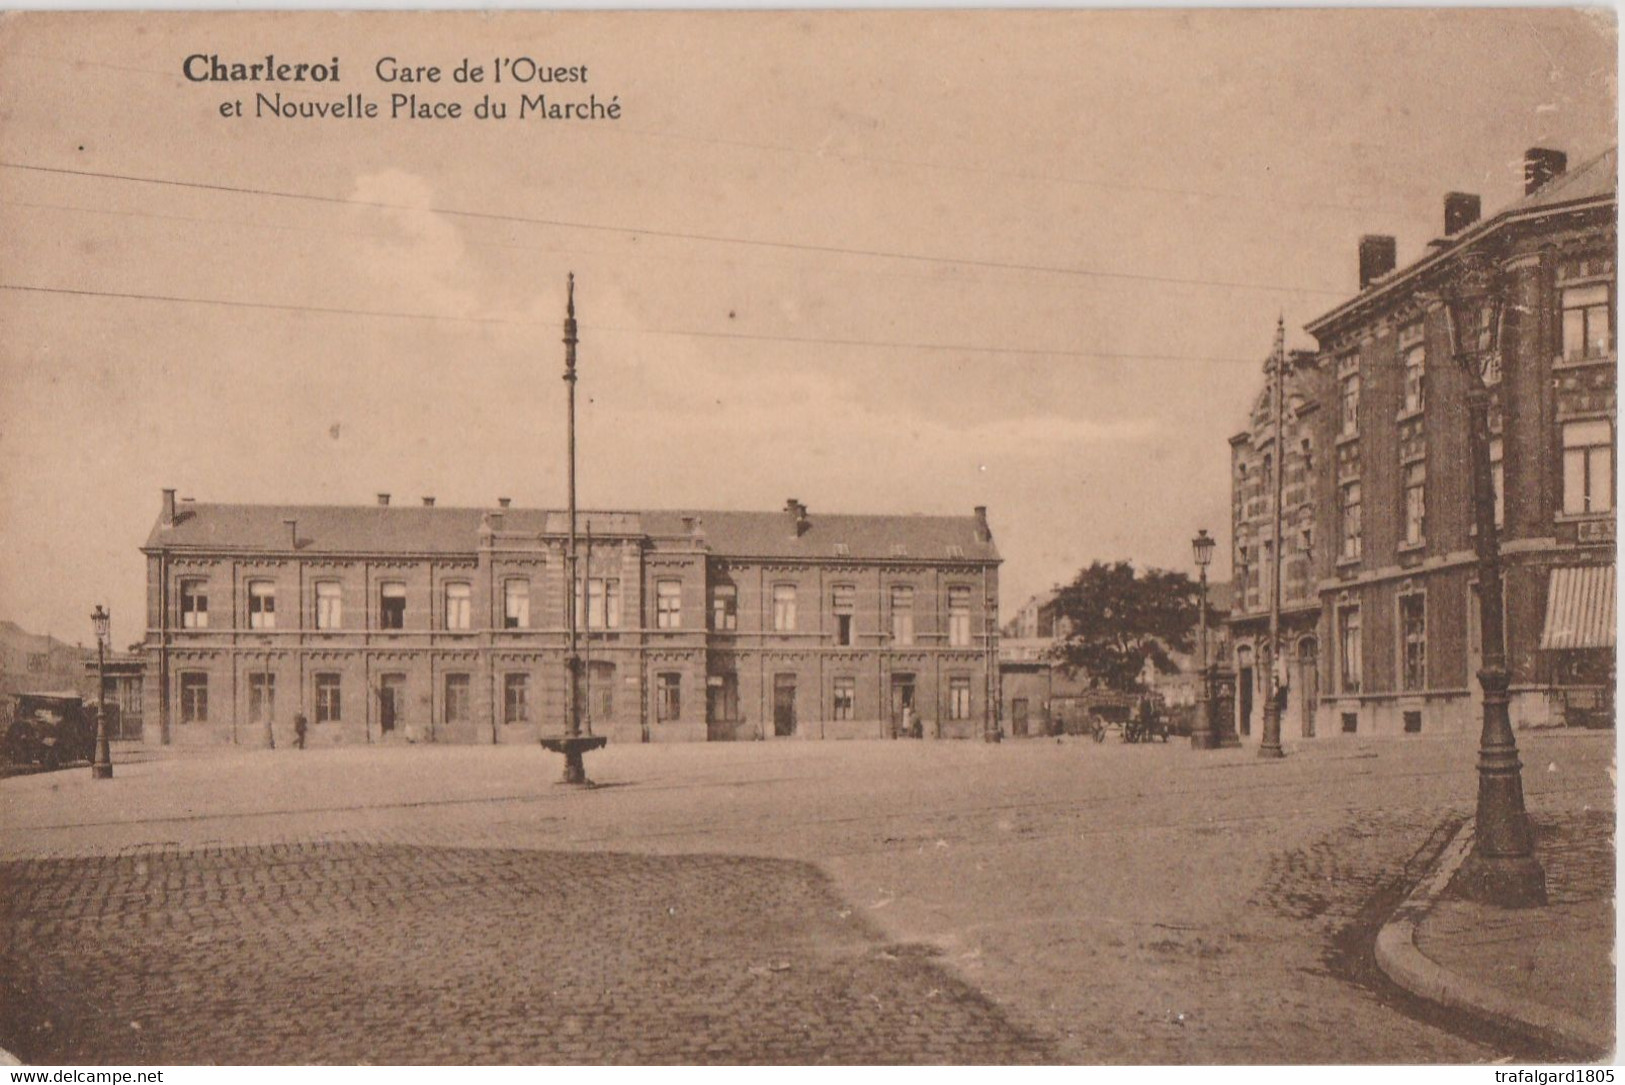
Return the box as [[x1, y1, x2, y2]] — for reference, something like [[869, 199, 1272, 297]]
[[0, 161, 1349, 297], [0, 282, 1264, 365]]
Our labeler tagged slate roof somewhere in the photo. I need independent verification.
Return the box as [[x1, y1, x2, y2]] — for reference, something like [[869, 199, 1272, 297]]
[[144, 502, 1000, 563]]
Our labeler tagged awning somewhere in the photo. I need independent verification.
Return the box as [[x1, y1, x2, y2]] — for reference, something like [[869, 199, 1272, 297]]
[[1540, 565, 1616, 651]]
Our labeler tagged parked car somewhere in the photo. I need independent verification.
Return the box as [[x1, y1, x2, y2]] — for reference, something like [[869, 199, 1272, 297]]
[[3, 692, 94, 770]]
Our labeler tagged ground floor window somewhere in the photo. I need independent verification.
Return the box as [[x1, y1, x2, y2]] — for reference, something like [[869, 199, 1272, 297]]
[[248, 671, 275, 724], [180, 672, 208, 723], [504, 673, 530, 724], [832, 676, 855, 720], [443, 673, 471, 725], [314, 673, 341, 723], [657, 673, 681, 722], [1400, 593, 1426, 691], [1338, 606, 1362, 694], [948, 676, 972, 720], [707, 674, 739, 723]]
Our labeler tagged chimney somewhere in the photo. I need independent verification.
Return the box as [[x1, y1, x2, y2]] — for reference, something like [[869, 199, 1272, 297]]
[[785, 499, 811, 537], [377, 493, 390, 507], [422, 497, 435, 507], [490, 511, 505, 532], [681, 515, 695, 535], [974, 505, 991, 543], [161, 488, 177, 527], [784, 497, 800, 516], [282, 517, 298, 549], [1524, 147, 1567, 195], [1358, 235, 1397, 289], [1444, 192, 1481, 235], [498, 497, 512, 509]]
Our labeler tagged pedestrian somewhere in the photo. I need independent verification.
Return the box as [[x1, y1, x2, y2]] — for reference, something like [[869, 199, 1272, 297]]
[[293, 711, 308, 750]]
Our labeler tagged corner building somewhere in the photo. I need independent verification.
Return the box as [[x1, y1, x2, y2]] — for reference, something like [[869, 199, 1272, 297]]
[[141, 493, 1001, 747]]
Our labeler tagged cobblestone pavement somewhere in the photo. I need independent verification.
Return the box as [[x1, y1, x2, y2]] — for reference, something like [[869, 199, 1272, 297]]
[[0, 845, 1053, 1064], [0, 731, 1612, 1064]]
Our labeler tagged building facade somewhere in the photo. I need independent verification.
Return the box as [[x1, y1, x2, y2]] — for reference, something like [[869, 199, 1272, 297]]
[[140, 492, 1001, 747], [1229, 145, 1615, 740], [0, 621, 92, 724]]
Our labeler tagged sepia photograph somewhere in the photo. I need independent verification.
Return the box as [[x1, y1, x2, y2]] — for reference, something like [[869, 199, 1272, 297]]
[[0, 7, 1616, 1068]]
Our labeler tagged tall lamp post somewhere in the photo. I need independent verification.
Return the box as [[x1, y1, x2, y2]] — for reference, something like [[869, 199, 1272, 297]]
[[90, 605, 112, 780], [1258, 318, 1287, 759], [1190, 529, 1216, 749], [1441, 249, 1546, 906]]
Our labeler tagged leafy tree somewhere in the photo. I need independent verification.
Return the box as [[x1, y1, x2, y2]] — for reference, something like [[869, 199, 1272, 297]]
[[1048, 560, 1204, 693]]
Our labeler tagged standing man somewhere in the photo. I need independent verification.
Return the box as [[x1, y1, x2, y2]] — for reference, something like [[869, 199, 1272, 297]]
[[293, 710, 308, 750]]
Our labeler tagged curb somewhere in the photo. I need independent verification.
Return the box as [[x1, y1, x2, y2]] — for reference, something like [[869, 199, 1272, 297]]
[[1374, 821, 1612, 1060]]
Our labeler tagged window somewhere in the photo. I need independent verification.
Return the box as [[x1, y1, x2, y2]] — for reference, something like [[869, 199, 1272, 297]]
[[890, 585, 915, 645], [1341, 712, 1359, 734], [1400, 593, 1426, 691], [1340, 373, 1360, 436], [444, 583, 472, 631], [1562, 420, 1613, 515], [248, 580, 276, 629], [379, 582, 406, 629], [711, 583, 737, 631], [656, 673, 681, 722], [1489, 437, 1505, 528], [503, 579, 530, 629], [315, 673, 341, 723], [180, 579, 209, 629], [504, 673, 530, 723], [1338, 606, 1362, 694], [315, 581, 342, 630], [948, 586, 972, 647], [948, 676, 972, 720], [1562, 283, 1612, 361], [832, 584, 855, 646], [707, 674, 739, 723], [1402, 336, 1426, 413], [180, 672, 208, 723], [443, 673, 470, 724], [772, 584, 797, 632], [1403, 463, 1426, 546], [832, 676, 855, 721], [248, 671, 275, 724], [656, 580, 682, 629], [1403, 710, 1423, 734], [583, 578, 621, 629], [1340, 483, 1362, 560]]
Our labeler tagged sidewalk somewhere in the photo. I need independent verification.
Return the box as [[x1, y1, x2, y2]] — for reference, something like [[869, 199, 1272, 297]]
[[1377, 802, 1616, 1061]]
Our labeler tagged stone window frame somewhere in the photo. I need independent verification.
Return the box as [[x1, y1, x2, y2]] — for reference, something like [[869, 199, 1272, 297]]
[[179, 578, 210, 629], [1397, 582, 1427, 693], [443, 581, 473, 632], [442, 672, 472, 725], [314, 580, 342, 631], [179, 671, 208, 723], [247, 579, 276, 630], [503, 672, 531, 724], [314, 672, 342, 723]]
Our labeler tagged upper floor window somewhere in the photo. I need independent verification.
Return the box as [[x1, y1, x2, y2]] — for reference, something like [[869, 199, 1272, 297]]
[[248, 580, 276, 629], [656, 580, 682, 629], [1340, 483, 1362, 561], [711, 583, 737, 631], [584, 578, 621, 629], [890, 585, 915, 645], [1401, 331, 1426, 413], [1400, 594, 1426, 691], [1403, 463, 1426, 546], [379, 582, 406, 630], [1562, 283, 1612, 361], [1562, 419, 1613, 515], [948, 586, 972, 647], [503, 579, 529, 629], [1340, 373, 1360, 436], [771, 584, 797, 632], [180, 579, 209, 629], [315, 581, 342, 630], [832, 584, 855, 646], [1489, 438, 1505, 528], [444, 583, 472, 631]]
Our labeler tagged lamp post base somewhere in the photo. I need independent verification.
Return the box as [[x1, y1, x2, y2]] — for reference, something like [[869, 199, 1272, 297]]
[[1451, 845, 1548, 908], [92, 762, 113, 780]]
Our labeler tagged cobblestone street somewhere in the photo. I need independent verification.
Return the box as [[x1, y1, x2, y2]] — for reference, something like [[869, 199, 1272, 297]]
[[0, 730, 1611, 1064]]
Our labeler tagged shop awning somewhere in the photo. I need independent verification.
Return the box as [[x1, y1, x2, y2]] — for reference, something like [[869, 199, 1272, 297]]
[[1540, 565, 1616, 651]]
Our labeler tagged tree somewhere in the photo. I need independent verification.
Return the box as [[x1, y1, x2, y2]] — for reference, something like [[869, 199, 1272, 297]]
[[1048, 560, 1203, 694]]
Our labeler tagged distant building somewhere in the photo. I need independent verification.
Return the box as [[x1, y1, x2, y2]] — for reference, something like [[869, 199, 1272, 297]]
[[140, 492, 1001, 746], [1229, 145, 1616, 739], [0, 621, 92, 721]]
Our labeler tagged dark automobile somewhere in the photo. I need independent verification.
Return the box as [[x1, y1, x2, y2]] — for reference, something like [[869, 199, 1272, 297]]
[[3, 692, 95, 770]]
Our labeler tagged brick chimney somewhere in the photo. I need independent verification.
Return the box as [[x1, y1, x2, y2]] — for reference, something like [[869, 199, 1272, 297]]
[[377, 493, 390, 507], [1358, 235, 1397, 289], [283, 517, 298, 548], [1524, 147, 1567, 195], [1444, 192, 1481, 235], [422, 497, 435, 507], [785, 498, 810, 536], [161, 488, 177, 528], [498, 497, 512, 509], [974, 505, 992, 543]]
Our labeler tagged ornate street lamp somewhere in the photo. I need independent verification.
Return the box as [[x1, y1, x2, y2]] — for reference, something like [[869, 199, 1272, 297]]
[[1441, 248, 1546, 906], [1190, 529, 1216, 749], [90, 605, 112, 780]]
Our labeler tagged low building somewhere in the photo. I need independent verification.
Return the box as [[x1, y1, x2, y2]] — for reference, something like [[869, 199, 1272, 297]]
[[140, 492, 1001, 746], [0, 621, 92, 723]]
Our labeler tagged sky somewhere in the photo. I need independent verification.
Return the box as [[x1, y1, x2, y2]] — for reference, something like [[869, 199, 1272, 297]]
[[0, 8, 1616, 649]]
